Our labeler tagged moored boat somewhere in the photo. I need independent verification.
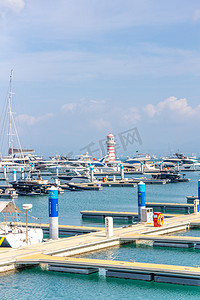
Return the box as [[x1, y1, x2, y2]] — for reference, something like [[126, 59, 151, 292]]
[[0, 201, 43, 248]]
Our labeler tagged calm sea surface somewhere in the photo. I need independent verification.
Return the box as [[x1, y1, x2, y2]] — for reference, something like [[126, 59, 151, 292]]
[[1, 172, 200, 299]]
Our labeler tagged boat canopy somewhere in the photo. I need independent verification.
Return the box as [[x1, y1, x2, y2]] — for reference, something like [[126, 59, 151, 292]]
[[8, 148, 34, 155], [0, 201, 22, 213]]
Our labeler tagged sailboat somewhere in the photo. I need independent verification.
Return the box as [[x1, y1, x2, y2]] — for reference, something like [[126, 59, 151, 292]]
[[0, 70, 38, 172], [0, 201, 43, 248]]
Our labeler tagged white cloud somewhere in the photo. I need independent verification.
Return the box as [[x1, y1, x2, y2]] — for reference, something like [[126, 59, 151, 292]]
[[90, 100, 105, 104], [61, 99, 106, 115], [144, 104, 157, 118], [193, 9, 200, 22], [144, 96, 200, 120], [13, 0, 198, 38], [123, 107, 141, 124], [61, 103, 76, 112], [1, 43, 199, 86], [0, 0, 25, 14], [16, 113, 53, 126], [91, 118, 111, 130]]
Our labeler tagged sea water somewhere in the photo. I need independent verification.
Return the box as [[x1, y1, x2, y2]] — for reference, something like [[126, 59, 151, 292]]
[[1, 172, 200, 299]]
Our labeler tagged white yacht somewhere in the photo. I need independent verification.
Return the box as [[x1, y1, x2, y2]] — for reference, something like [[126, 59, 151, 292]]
[[174, 158, 200, 171], [57, 169, 91, 183], [161, 153, 200, 171], [0, 201, 43, 248]]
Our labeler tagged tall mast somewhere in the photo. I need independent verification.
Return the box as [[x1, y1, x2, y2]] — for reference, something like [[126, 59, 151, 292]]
[[8, 69, 14, 157]]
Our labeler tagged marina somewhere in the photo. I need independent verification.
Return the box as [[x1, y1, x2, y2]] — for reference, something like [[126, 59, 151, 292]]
[[0, 146, 198, 297], [0, 129, 199, 293], [1, 213, 200, 287], [2, 2, 200, 298]]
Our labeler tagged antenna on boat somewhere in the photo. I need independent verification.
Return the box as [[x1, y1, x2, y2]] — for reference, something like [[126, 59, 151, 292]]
[[8, 69, 14, 158], [7, 70, 25, 162]]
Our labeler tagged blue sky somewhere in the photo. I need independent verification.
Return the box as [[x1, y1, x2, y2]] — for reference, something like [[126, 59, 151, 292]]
[[0, 0, 200, 158]]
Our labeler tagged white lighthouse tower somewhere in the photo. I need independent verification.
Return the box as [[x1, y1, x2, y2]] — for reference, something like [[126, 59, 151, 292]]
[[106, 133, 115, 162]]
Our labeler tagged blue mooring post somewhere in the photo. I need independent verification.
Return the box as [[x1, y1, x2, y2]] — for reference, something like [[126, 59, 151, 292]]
[[138, 181, 146, 221], [3, 166, 7, 178], [90, 166, 94, 182], [49, 186, 59, 240], [194, 199, 199, 214], [120, 164, 124, 180], [198, 180, 200, 200], [13, 169, 16, 181], [21, 167, 24, 179], [140, 162, 144, 173]]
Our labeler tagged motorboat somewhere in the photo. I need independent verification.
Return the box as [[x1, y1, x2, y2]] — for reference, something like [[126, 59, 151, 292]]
[[161, 153, 200, 171], [175, 159, 200, 171], [151, 171, 190, 183], [10, 174, 51, 195], [125, 154, 151, 164], [57, 169, 91, 183]]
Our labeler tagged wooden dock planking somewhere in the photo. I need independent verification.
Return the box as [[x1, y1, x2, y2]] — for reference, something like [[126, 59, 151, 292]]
[[100, 181, 136, 187], [16, 254, 200, 286], [80, 210, 182, 220], [120, 233, 200, 249], [0, 213, 200, 286], [120, 233, 200, 242], [146, 202, 194, 213], [81, 201, 195, 218], [16, 254, 200, 276]]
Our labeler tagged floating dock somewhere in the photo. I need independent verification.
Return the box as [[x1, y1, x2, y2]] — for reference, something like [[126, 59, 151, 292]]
[[80, 201, 194, 219], [1, 213, 200, 286], [60, 182, 102, 191], [186, 196, 198, 204], [146, 202, 194, 213], [80, 210, 179, 221], [99, 180, 136, 187], [120, 233, 200, 249], [16, 255, 200, 286], [99, 179, 165, 186]]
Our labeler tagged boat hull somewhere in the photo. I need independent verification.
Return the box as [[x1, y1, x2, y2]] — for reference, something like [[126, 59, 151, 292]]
[[0, 228, 43, 248]]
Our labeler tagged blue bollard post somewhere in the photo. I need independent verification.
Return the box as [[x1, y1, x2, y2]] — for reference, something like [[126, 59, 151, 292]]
[[120, 164, 124, 180], [90, 166, 94, 182], [194, 199, 199, 214], [49, 186, 59, 240], [198, 180, 200, 200], [3, 166, 7, 179], [21, 167, 24, 179], [13, 169, 16, 181], [138, 181, 146, 221]]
